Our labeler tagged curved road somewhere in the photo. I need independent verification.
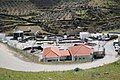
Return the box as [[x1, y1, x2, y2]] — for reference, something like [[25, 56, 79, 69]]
[[0, 40, 119, 72]]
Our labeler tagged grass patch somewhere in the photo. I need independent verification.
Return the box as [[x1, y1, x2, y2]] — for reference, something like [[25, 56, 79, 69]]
[[0, 59, 120, 80]]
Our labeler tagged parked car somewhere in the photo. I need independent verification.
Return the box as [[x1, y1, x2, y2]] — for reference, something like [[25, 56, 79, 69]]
[[118, 48, 120, 55], [2, 38, 8, 43], [114, 44, 119, 52]]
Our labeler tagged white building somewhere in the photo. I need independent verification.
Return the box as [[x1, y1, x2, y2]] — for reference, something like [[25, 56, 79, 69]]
[[0, 33, 7, 43], [64, 35, 67, 39], [0, 33, 5, 40], [79, 32, 91, 40]]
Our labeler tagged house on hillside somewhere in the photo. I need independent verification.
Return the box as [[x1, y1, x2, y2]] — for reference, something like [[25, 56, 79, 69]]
[[68, 44, 93, 62], [42, 44, 93, 62], [15, 25, 48, 36], [42, 47, 71, 62], [42, 47, 60, 62]]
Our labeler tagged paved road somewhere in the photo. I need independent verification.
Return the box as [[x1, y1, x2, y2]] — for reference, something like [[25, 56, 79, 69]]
[[0, 40, 119, 72]]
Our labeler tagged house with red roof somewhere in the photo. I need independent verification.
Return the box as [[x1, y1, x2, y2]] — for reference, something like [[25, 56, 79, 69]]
[[68, 44, 93, 62], [60, 50, 72, 61], [42, 47, 60, 62], [42, 47, 71, 62], [42, 44, 93, 62]]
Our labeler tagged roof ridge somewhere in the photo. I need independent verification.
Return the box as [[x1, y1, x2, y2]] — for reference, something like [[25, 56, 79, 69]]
[[74, 45, 83, 56], [44, 48, 51, 56], [84, 44, 92, 50], [51, 47, 60, 57]]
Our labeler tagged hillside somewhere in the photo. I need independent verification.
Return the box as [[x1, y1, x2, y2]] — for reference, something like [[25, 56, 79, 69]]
[[0, 1, 120, 79], [0, 59, 120, 80], [0, 0, 37, 15], [0, 0, 120, 34], [33, 0, 120, 34], [29, 0, 60, 8]]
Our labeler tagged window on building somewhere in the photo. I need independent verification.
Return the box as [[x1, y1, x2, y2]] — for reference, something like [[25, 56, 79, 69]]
[[83, 57, 85, 60], [79, 58, 81, 60]]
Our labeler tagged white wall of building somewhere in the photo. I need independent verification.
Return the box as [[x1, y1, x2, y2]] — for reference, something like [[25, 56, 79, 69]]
[[0, 33, 5, 41], [79, 32, 91, 40]]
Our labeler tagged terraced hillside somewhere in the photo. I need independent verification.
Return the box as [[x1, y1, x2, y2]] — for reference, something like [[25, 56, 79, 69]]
[[0, 0, 61, 15], [0, 0, 37, 15], [30, 0, 60, 8], [30, 0, 120, 34], [0, 0, 120, 34]]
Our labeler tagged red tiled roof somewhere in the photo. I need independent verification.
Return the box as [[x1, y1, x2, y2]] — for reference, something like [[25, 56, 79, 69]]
[[60, 50, 70, 57], [43, 47, 60, 58], [43, 47, 71, 58], [43, 44, 92, 58], [68, 44, 92, 56]]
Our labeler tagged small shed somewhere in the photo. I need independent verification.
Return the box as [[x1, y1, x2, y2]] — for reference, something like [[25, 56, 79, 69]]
[[0, 33, 5, 40], [92, 44, 105, 59], [13, 30, 24, 40], [79, 32, 91, 40]]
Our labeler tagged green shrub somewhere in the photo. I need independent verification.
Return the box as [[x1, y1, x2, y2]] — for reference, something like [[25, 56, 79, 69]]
[[74, 68, 80, 72]]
